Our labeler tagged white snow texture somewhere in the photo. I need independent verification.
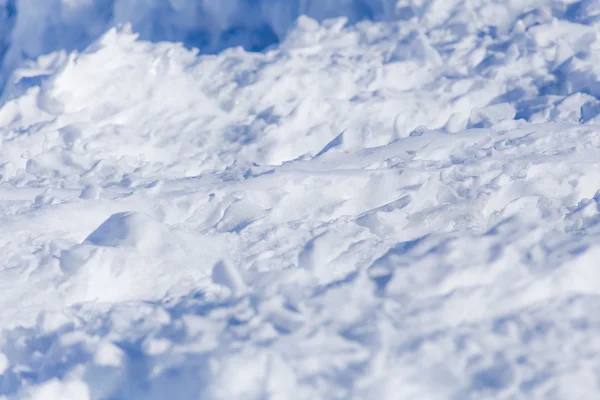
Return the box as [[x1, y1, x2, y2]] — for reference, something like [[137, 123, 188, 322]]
[[2, 0, 600, 399]]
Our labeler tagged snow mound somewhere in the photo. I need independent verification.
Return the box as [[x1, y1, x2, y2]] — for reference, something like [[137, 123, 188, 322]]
[[84, 211, 173, 250], [58, 212, 214, 303]]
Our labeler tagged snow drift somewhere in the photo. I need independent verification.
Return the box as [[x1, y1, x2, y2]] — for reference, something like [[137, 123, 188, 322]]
[[1, 0, 600, 399]]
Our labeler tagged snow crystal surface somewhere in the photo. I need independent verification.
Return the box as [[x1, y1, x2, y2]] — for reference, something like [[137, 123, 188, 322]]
[[2, 0, 600, 398]]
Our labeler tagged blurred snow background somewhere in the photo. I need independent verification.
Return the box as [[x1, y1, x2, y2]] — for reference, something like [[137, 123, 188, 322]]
[[0, 0, 400, 85], [1, 0, 592, 82]]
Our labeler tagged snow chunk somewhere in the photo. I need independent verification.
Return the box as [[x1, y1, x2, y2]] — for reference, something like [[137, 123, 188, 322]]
[[36, 310, 73, 333], [142, 337, 172, 356], [22, 379, 90, 400], [79, 184, 101, 200], [467, 103, 516, 129], [93, 341, 124, 367], [84, 211, 172, 251], [212, 259, 247, 296], [0, 352, 8, 375]]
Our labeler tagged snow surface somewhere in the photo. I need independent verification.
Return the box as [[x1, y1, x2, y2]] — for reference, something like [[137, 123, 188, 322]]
[[2, 0, 600, 398]]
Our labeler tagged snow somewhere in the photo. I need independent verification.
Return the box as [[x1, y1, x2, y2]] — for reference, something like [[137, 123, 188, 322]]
[[1, 0, 600, 398]]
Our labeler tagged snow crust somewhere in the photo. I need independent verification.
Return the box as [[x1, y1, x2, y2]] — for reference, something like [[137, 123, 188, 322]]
[[2, 0, 600, 398]]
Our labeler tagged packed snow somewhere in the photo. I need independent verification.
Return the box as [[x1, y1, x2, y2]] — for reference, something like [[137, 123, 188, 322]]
[[1, 0, 600, 398]]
